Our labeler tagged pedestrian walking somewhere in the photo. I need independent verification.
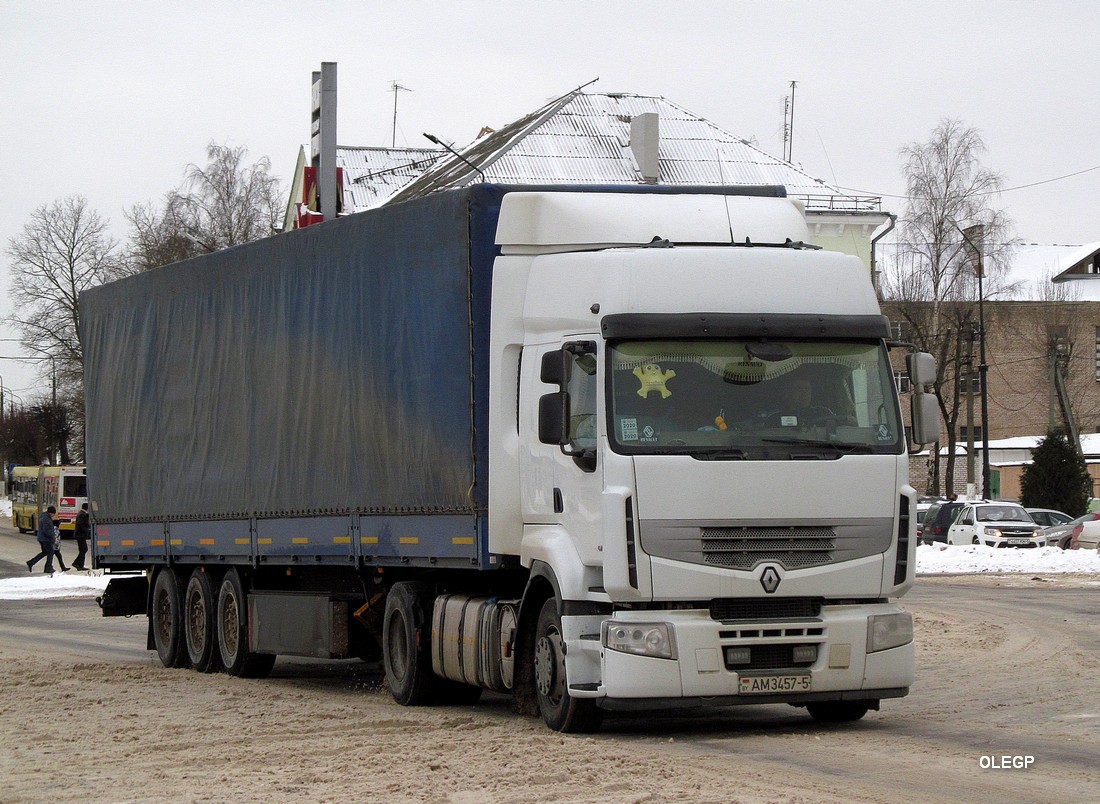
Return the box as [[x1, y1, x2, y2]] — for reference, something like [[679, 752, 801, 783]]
[[73, 503, 91, 571], [27, 505, 68, 573]]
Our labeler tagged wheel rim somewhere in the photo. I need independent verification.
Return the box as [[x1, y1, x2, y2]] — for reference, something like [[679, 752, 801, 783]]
[[153, 586, 172, 646], [220, 590, 239, 658], [386, 610, 409, 683], [186, 586, 205, 651], [534, 631, 564, 706]]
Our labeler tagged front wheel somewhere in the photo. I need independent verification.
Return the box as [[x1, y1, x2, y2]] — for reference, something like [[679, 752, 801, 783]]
[[806, 701, 872, 723], [533, 598, 602, 733]]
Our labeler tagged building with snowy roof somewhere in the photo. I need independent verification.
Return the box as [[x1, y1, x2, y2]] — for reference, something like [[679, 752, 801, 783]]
[[284, 86, 893, 269]]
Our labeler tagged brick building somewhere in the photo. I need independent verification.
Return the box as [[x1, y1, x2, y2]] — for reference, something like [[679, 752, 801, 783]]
[[886, 242, 1100, 497]]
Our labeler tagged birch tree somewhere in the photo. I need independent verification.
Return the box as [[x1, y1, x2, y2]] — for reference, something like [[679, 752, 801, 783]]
[[881, 119, 1014, 494], [128, 142, 283, 270]]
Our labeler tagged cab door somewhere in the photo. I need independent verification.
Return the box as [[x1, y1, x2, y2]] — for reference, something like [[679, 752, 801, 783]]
[[532, 341, 605, 568]]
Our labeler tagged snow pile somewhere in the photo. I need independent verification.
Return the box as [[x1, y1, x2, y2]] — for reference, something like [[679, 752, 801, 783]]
[[0, 571, 114, 600], [915, 542, 1100, 575]]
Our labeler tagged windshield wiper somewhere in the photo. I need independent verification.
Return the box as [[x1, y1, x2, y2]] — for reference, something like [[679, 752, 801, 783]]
[[694, 449, 748, 461], [760, 437, 874, 454]]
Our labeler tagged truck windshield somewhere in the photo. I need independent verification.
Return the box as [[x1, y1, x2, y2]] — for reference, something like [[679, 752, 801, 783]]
[[608, 339, 904, 458]]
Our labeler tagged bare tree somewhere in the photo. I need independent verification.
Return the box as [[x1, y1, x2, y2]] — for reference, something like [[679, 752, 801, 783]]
[[881, 119, 1014, 495], [128, 142, 283, 270], [5, 195, 130, 391]]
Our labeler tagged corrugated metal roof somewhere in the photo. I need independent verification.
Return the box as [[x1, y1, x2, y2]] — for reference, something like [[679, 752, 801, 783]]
[[380, 91, 881, 212], [337, 146, 443, 210]]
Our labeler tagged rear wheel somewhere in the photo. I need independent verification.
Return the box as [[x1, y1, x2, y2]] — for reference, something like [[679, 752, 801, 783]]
[[216, 569, 275, 678], [806, 701, 872, 723], [184, 569, 221, 673], [533, 598, 602, 733], [382, 582, 436, 705], [151, 567, 189, 669]]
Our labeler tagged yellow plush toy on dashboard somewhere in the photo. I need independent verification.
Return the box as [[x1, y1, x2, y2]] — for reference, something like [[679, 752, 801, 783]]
[[634, 364, 676, 399]]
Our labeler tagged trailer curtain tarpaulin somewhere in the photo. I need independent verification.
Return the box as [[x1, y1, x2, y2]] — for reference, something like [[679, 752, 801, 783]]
[[80, 189, 486, 521]]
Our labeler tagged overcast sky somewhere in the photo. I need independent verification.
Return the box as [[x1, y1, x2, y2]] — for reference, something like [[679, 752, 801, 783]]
[[2, 1, 1097, 397]]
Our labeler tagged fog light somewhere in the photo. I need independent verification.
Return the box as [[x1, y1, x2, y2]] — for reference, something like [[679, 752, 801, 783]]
[[867, 612, 913, 652], [603, 622, 676, 659], [725, 646, 751, 665], [792, 645, 818, 664]]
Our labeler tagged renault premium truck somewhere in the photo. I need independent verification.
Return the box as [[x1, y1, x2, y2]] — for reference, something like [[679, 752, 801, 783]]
[[83, 184, 938, 733]]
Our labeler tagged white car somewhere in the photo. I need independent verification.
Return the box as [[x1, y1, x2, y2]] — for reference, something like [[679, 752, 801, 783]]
[[946, 502, 1045, 548]]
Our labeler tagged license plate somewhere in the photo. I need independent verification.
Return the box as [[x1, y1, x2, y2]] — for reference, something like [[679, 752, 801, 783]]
[[1007, 538, 1031, 545], [738, 674, 811, 694]]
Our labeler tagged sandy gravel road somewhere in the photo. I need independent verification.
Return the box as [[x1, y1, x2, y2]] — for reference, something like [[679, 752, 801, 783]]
[[1, 524, 1097, 803]]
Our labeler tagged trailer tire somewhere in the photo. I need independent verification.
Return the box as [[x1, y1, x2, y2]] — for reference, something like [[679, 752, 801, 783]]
[[184, 569, 221, 673], [151, 567, 189, 669], [216, 569, 275, 678], [533, 598, 602, 733], [382, 581, 436, 706], [806, 701, 872, 723]]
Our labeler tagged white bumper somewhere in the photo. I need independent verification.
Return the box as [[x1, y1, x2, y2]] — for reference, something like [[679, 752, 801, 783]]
[[563, 602, 913, 705]]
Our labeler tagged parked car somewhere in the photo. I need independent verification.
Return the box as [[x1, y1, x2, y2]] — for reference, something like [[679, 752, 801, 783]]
[[947, 502, 1044, 547], [915, 497, 944, 542], [920, 500, 973, 545], [1025, 508, 1073, 528], [1068, 513, 1100, 551], [1042, 513, 1100, 550]]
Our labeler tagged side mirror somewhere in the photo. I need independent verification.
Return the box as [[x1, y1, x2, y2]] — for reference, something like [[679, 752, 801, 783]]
[[538, 391, 569, 445], [910, 392, 940, 446], [540, 350, 570, 386], [906, 352, 936, 387]]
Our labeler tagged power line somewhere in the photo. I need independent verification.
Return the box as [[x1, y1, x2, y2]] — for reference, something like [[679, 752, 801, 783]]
[[835, 163, 1100, 202]]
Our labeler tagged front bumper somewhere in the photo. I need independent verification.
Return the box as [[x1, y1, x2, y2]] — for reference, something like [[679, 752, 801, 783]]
[[564, 602, 914, 706]]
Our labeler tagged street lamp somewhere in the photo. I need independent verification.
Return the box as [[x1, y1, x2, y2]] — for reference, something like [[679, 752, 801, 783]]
[[959, 224, 991, 499]]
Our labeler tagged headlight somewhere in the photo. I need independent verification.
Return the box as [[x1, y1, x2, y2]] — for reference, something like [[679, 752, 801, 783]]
[[867, 612, 913, 653], [983, 527, 1002, 537], [603, 621, 677, 660]]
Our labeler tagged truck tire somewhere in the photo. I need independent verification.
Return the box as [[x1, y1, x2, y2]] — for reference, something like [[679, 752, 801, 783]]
[[184, 569, 221, 673], [806, 701, 872, 723], [382, 581, 437, 706], [216, 569, 275, 678], [533, 598, 602, 733], [151, 567, 189, 669]]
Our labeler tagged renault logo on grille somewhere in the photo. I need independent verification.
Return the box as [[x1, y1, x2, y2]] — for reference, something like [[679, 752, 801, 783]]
[[759, 565, 782, 594]]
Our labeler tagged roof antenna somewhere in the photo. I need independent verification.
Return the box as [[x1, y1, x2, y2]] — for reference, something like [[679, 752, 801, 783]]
[[717, 148, 735, 244], [389, 80, 412, 147]]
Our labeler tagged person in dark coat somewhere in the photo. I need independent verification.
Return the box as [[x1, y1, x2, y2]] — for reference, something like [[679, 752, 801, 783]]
[[73, 503, 91, 571], [27, 505, 68, 573]]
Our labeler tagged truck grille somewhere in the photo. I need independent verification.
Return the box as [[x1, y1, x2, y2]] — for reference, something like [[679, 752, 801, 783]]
[[701, 526, 835, 570], [710, 598, 822, 621]]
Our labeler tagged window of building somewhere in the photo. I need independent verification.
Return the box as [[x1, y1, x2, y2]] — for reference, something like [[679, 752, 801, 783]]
[[959, 425, 984, 441], [1095, 327, 1100, 382], [894, 371, 910, 394]]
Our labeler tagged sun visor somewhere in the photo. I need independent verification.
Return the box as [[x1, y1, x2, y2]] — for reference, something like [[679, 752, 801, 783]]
[[496, 192, 809, 254]]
